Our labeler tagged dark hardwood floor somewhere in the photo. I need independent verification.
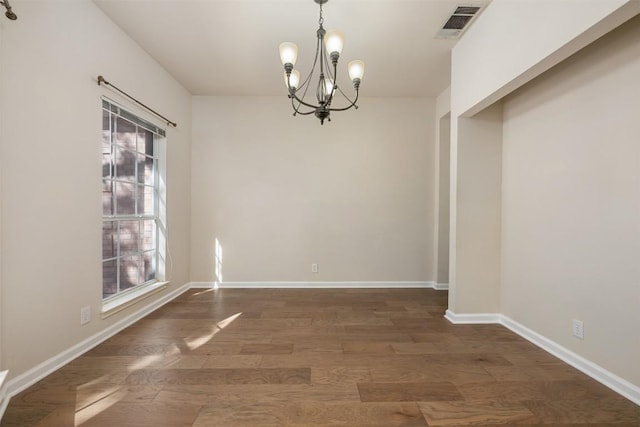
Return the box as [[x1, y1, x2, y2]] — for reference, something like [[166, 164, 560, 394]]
[[3, 288, 639, 426]]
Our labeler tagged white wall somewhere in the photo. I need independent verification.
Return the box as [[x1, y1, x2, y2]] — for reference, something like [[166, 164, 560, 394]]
[[502, 14, 640, 386], [0, 1, 192, 380], [191, 96, 435, 284]]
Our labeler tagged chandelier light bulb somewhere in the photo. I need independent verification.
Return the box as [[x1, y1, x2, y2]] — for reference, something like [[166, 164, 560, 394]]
[[324, 30, 344, 56], [283, 70, 301, 90], [279, 42, 298, 66], [325, 79, 334, 96], [348, 60, 365, 81]]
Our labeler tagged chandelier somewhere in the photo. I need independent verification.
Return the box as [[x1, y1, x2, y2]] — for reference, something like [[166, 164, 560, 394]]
[[279, 0, 365, 125]]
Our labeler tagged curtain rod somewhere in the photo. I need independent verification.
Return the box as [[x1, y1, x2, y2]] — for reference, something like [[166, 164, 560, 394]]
[[97, 75, 177, 128]]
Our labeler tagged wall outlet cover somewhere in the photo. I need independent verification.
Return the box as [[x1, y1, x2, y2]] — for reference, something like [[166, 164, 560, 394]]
[[572, 319, 584, 339], [80, 306, 91, 325]]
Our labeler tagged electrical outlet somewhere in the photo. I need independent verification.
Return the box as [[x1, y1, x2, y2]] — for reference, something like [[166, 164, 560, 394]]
[[311, 263, 318, 273], [80, 306, 91, 325], [572, 319, 584, 339]]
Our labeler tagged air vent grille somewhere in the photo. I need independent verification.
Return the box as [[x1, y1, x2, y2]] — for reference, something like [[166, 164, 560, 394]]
[[443, 15, 473, 30], [436, 4, 484, 39], [454, 6, 481, 15]]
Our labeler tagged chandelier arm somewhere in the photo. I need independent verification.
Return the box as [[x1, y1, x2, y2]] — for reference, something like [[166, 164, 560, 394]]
[[290, 82, 314, 114], [290, 81, 314, 113], [334, 80, 355, 104], [294, 108, 317, 116], [323, 59, 339, 108], [289, 91, 325, 110], [295, 73, 314, 95], [288, 32, 322, 112], [290, 92, 317, 116], [328, 90, 359, 112], [296, 35, 321, 92], [319, 34, 325, 80], [328, 71, 359, 111], [290, 97, 316, 116], [323, 49, 336, 83], [317, 51, 334, 109]]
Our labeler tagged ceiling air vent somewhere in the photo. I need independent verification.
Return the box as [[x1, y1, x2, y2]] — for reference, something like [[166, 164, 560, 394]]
[[436, 4, 484, 39]]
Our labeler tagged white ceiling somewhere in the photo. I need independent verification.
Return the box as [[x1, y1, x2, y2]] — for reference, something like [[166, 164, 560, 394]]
[[94, 0, 474, 98]]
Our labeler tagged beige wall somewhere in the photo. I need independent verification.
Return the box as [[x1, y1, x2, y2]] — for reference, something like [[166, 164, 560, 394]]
[[451, 104, 503, 314], [191, 96, 436, 283], [502, 15, 640, 386], [450, 0, 640, 313], [452, 0, 640, 116], [0, 19, 4, 372], [433, 87, 451, 287], [436, 114, 450, 285], [449, 0, 640, 390], [0, 1, 192, 380]]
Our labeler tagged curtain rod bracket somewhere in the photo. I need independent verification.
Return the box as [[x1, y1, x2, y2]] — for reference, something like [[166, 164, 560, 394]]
[[97, 75, 177, 128], [0, 0, 17, 20]]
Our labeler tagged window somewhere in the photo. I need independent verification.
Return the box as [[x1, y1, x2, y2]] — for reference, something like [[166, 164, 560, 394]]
[[101, 99, 166, 300]]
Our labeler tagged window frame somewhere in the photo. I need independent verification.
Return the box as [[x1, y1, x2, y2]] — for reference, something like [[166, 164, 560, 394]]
[[101, 98, 167, 309]]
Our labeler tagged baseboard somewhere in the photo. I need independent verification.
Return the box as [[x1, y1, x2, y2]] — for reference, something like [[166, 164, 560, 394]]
[[1, 281, 192, 416], [500, 316, 640, 406], [435, 282, 450, 290], [444, 309, 501, 324], [444, 309, 640, 406], [188, 281, 218, 288], [191, 281, 445, 289]]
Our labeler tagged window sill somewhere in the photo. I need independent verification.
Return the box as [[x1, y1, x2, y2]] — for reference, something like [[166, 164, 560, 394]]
[[102, 281, 169, 318]]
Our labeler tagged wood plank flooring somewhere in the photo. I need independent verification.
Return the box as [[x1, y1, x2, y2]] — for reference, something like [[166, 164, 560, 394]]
[[2, 288, 639, 426]]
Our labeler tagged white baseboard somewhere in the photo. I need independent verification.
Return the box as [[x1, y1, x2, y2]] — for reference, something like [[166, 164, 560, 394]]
[[444, 309, 501, 324], [500, 316, 640, 406], [444, 310, 640, 406], [435, 282, 450, 290], [188, 281, 218, 289], [190, 281, 445, 289], [1, 281, 192, 417]]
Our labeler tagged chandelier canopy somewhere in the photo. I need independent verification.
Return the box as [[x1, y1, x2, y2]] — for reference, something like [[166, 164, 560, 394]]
[[279, 0, 364, 125]]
